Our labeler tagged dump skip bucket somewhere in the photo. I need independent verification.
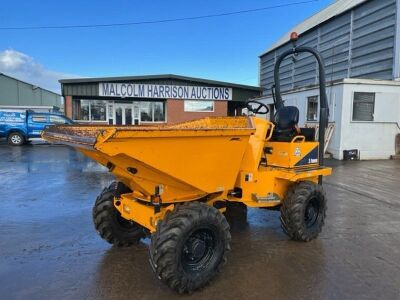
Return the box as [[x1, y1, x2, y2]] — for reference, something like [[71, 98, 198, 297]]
[[43, 117, 255, 203]]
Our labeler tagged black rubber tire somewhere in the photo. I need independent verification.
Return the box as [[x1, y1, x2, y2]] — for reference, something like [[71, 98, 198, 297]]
[[92, 181, 146, 246], [225, 202, 247, 226], [280, 181, 326, 242], [8, 132, 25, 146], [149, 202, 231, 294]]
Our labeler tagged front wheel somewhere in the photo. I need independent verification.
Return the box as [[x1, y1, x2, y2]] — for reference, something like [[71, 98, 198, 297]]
[[280, 181, 327, 242], [8, 132, 25, 146], [92, 181, 146, 246], [149, 202, 231, 294]]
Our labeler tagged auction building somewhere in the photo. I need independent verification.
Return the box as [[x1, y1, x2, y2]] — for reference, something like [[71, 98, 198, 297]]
[[60, 75, 261, 125]]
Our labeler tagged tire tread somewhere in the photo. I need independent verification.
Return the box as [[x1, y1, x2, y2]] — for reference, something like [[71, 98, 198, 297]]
[[149, 202, 231, 294], [280, 181, 327, 242], [93, 181, 145, 246]]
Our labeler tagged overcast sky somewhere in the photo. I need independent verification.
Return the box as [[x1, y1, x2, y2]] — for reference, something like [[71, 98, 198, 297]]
[[0, 0, 333, 93]]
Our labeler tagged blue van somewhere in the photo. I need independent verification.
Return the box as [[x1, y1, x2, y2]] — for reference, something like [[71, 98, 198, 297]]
[[0, 110, 73, 146]]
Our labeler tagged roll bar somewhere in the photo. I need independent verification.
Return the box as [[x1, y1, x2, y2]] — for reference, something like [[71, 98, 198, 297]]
[[273, 33, 329, 179]]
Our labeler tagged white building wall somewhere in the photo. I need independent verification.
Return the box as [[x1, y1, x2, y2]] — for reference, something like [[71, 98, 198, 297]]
[[259, 79, 400, 160], [340, 81, 400, 159]]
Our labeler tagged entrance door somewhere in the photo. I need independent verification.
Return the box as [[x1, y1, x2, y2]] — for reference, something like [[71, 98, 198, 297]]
[[114, 104, 134, 125]]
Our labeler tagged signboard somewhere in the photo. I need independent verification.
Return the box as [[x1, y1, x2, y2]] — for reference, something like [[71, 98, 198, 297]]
[[0, 111, 25, 124], [99, 83, 233, 100]]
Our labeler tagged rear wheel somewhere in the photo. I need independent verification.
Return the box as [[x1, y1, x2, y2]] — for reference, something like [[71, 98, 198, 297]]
[[93, 181, 146, 246], [280, 181, 326, 242], [8, 132, 25, 146], [225, 202, 247, 226], [149, 202, 231, 294]]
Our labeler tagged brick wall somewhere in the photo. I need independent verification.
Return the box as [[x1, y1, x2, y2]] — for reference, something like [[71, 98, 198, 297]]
[[166, 99, 227, 124], [64, 96, 72, 118]]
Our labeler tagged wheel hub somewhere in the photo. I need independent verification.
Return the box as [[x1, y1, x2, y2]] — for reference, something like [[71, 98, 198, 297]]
[[185, 237, 206, 261], [182, 228, 215, 272], [304, 197, 320, 228], [11, 136, 21, 143]]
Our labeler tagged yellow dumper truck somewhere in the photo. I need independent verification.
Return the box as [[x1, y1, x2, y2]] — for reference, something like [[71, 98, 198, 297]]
[[43, 33, 331, 293]]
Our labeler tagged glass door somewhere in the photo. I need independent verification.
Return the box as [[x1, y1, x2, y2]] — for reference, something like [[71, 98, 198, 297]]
[[125, 107, 133, 125], [114, 104, 134, 125], [115, 106, 123, 125]]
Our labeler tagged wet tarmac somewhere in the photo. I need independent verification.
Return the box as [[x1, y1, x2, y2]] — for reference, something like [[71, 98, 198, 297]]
[[1, 142, 400, 299]]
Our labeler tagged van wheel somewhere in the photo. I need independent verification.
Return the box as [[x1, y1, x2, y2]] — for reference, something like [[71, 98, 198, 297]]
[[93, 181, 146, 246], [8, 132, 25, 146], [280, 181, 326, 242], [149, 202, 231, 294]]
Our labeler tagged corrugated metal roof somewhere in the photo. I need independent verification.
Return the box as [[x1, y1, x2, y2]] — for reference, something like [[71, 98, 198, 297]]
[[260, 0, 369, 56], [59, 74, 261, 91]]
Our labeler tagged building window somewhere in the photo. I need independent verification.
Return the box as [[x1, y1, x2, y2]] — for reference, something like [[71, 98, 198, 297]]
[[78, 100, 90, 121], [140, 102, 153, 122], [153, 102, 165, 122], [139, 102, 165, 122], [72, 99, 165, 123], [184, 100, 214, 112], [307, 96, 318, 121], [353, 92, 375, 121], [90, 100, 107, 121], [81, 100, 90, 120], [73, 99, 105, 122]]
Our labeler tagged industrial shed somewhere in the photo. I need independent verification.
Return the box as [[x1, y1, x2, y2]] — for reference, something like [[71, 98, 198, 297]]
[[0, 73, 62, 112], [258, 0, 400, 160]]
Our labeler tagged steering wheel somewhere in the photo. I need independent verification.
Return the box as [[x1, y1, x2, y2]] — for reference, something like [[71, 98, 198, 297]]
[[246, 100, 270, 115]]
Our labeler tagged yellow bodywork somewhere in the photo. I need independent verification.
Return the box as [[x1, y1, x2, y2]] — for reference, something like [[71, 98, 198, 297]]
[[42, 116, 331, 232]]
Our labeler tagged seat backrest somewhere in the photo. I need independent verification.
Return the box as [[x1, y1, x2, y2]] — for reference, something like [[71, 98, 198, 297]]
[[274, 106, 299, 130]]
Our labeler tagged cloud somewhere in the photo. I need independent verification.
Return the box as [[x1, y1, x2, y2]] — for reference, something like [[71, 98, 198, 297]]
[[0, 49, 79, 93]]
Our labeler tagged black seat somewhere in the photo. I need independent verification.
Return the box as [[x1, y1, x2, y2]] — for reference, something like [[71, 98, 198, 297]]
[[300, 127, 316, 142], [271, 106, 299, 142]]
